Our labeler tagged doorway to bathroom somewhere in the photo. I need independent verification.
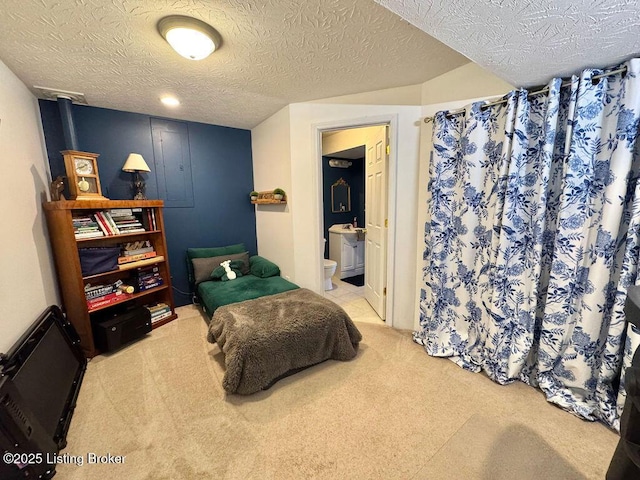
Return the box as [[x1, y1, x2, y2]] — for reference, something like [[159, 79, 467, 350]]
[[320, 124, 388, 323]]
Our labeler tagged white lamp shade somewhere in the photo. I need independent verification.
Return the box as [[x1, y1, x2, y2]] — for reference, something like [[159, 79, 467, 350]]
[[122, 153, 151, 172]]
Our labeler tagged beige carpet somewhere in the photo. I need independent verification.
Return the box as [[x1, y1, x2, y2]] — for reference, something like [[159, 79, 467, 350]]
[[56, 305, 618, 480]]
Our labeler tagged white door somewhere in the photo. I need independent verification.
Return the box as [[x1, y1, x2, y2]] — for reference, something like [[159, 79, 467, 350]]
[[364, 125, 388, 319]]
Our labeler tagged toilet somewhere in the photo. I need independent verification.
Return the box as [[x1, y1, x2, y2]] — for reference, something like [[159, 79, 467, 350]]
[[324, 259, 337, 290], [323, 238, 337, 290]]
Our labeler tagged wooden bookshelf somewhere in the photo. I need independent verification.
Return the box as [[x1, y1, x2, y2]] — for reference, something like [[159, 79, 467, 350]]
[[43, 200, 176, 357]]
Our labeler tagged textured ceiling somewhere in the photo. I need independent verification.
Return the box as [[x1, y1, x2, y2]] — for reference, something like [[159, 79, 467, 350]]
[[0, 0, 468, 129], [376, 0, 640, 88]]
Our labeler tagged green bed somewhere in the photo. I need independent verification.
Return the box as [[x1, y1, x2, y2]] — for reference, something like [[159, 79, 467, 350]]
[[198, 274, 299, 318], [187, 243, 299, 318]]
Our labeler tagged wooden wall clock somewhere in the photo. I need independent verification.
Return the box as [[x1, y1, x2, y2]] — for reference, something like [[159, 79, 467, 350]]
[[62, 150, 108, 200]]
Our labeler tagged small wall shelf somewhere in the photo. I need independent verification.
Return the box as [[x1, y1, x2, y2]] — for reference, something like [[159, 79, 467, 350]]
[[251, 191, 287, 205]]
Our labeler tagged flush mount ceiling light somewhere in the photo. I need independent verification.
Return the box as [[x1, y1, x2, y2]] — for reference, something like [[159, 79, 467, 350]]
[[157, 15, 222, 60], [160, 95, 180, 107]]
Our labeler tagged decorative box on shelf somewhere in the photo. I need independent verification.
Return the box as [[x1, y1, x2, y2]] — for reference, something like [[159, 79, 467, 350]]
[[251, 190, 287, 205]]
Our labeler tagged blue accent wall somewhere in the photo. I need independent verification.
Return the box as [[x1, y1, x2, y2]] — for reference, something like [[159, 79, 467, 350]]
[[322, 156, 364, 258], [39, 100, 256, 306]]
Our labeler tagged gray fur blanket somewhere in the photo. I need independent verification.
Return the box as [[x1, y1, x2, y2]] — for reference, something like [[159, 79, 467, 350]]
[[207, 288, 362, 394]]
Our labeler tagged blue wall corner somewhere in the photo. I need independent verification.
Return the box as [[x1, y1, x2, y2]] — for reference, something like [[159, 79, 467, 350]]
[[39, 100, 257, 306]]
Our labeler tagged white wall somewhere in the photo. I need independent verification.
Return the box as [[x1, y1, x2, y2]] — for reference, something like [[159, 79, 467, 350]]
[[0, 59, 59, 352], [310, 83, 423, 106], [421, 62, 514, 105], [250, 105, 296, 281]]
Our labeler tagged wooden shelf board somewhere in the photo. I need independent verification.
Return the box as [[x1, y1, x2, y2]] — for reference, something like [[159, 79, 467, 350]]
[[82, 256, 165, 281], [250, 190, 286, 205], [251, 199, 287, 205], [151, 313, 178, 329], [87, 285, 170, 313], [44, 199, 164, 211], [76, 230, 162, 242]]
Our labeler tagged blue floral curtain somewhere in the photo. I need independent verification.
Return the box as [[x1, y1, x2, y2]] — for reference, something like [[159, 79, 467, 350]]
[[416, 59, 640, 430]]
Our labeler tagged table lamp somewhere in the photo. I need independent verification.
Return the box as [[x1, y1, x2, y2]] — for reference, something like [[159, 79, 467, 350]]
[[122, 153, 151, 200]]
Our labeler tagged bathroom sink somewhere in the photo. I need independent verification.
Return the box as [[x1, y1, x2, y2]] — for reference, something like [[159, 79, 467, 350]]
[[329, 223, 365, 235], [329, 224, 365, 235]]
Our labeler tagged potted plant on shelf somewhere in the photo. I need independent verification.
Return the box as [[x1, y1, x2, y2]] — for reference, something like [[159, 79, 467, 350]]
[[273, 188, 285, 201], [250, 190, 259, 201]]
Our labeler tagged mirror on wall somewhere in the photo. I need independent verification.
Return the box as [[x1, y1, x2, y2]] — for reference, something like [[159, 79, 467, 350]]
[[331, 178, 351, 213]]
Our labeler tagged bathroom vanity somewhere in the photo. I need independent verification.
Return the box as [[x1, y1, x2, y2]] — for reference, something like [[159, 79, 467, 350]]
[[329, 224, 365, 279]]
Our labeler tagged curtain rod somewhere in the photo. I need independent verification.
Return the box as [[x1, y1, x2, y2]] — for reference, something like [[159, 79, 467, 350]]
[[423, 66, 628, 124]]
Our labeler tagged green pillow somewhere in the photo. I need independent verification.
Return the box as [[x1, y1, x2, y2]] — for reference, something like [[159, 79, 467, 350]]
[[187, 243, 246, 260], [211, 260, 245, 280], [249, 255, 280, 278], [191, 252, 249, 285]]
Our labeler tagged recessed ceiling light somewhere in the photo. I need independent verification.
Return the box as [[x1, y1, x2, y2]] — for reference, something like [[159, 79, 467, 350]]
[[160, 96, 180, 107], [157, 15, 222, 61]]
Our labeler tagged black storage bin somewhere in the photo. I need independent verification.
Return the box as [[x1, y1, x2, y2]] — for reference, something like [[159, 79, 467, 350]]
[[78, 246, 119, 276], [92, 305, 151, 353]]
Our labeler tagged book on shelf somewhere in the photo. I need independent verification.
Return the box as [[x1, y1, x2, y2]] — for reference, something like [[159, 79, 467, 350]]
[[87, 292, 132, 310], [72, 215, 103, 238], [85, 283, 117, 300], [122, 240, 154, 256], [134, 271, 162, 284], [72, 216, 97, 228], [85, 279, 134, 301], [117, 256, 163, 270], [150, 209, 157, 230], [114, 219, 145, 232], [108, 208, 133, 217], [143, 209, 152, 231], [131, 262, 164, 289], [138, 280, 164, 292], [92, 213, 111, 236], [124, 246, 154, 256], [75, 231, 104, 239], [93, 211, 119, 235], [133, 264, 160, 276], [146, 303, 171, 320], [108, 208, 148, 234], [146, 302, 170, 313], [150, 310, 173, 324], [104, 211, 121, 235], [146, 301, 172, 323], [117, 251, 157, 265]]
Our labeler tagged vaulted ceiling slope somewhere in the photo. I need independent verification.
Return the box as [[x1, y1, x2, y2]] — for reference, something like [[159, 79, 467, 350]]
[[0, 0, 468, 129], [376, 0, 640, 88]]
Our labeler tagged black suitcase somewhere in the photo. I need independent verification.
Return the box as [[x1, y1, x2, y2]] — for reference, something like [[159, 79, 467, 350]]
[[0, 306, 86, 479]]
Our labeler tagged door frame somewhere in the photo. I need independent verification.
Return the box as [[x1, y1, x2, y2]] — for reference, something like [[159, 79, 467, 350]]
[[312, 114, 398, 326]]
